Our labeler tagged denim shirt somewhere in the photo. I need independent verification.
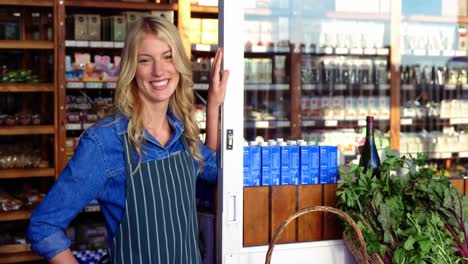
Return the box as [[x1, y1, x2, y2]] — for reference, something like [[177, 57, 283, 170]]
[[26, 112, 217, 260]]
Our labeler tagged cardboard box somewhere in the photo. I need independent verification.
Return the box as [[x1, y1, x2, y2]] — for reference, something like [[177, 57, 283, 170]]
[[74, 14, 88, 40], [87, 15, 101, 41]]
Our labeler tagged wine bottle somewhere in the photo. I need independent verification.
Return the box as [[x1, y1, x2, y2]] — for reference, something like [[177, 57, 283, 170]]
[[359, 116, 381, 177]]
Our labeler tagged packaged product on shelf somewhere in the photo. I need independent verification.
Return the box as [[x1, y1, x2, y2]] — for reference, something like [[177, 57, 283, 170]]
[[288, 140, 300, 185], [279, 141, 290, 185], [320, 96, 333, 120], [249, 141, 261, 186], [269, 141, 281, 185], [299, 141, 311, 184], [244, 20, 260, 46], [332, 96, 345, 120], [259, 20, 274, 47], [87, 15, 101, 41], [273, 55, 287, 84], [151, 11, 174, 23], [189, 18, 202, 44], [243, 141, 251, 187], [122, 11, 150, 31], [74, 14, 88, 40], [0, 191, 22, 212], [102, 15, 127, 42], [260, 142, 271, 185], [201, 19, 218, 45], [308, 142, 320, 184], [319, 146, 329, 184]]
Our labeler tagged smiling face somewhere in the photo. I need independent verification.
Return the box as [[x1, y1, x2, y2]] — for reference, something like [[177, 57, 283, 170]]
[[135, 32, 180, 107]]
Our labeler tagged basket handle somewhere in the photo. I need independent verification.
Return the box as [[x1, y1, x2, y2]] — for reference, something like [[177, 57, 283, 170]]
[[265, 205, 368, 264]]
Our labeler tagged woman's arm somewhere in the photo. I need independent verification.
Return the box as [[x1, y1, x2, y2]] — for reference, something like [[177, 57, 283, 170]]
[[49, 249, 79, 264], [205, 48, 229, 151]]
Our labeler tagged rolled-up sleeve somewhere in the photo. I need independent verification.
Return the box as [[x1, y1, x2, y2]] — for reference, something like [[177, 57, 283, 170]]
[[198, 142, 218, 184], [27, 129, 109, 260]]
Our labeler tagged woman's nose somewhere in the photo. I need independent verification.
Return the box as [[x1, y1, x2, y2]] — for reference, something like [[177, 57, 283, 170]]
[[152, 60, 164, 76]]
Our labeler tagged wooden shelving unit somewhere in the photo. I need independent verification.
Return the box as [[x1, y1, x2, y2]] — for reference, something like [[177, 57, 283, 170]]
[[0, 83, 54, 92], [0, 41, 54, 50], [0, 0, 53, 7], [0, 125, 55, 135], [0, 210, 33, 222], [0, 168, 55, 179], [191, 4, 218, 14], [0, 252, 42, 264], [66, 0, 177, 11]]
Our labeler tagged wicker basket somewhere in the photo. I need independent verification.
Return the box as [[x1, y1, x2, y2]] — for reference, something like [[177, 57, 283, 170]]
[[265, 206, 383, 264]]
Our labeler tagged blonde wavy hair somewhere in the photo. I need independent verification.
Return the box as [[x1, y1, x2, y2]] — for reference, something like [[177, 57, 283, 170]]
[[114, 15, 203, 172]]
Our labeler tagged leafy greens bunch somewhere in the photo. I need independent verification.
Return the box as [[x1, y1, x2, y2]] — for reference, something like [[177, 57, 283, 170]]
[[337, 149, 468, 264]]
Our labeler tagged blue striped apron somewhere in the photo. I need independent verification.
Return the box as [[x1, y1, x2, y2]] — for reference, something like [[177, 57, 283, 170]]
[[110, 134, 202, 264]]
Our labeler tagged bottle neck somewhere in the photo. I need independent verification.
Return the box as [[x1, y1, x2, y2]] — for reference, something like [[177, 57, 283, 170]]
[[366, 122, 374, 138]]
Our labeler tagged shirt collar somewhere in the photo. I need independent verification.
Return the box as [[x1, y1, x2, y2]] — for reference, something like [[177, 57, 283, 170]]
[[114, 111, 185, 141]]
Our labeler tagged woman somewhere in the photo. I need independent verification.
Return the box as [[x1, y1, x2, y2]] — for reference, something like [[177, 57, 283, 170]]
[[27, 15, 229, 263]]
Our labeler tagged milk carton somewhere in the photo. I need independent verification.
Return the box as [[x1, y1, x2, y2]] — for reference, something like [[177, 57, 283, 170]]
[[280, 141, 291, 185], [289, 140, 300, 185], [243, 141, 251, 186], [250, 141, 261, 186], [308, 142, 320, 184], [299, 141, 312, 184], [261, 142, 272, 186], [269, 141, 281, 185]]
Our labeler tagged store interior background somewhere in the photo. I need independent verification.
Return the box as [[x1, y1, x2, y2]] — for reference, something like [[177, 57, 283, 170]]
[[0, 0, 467, 263]]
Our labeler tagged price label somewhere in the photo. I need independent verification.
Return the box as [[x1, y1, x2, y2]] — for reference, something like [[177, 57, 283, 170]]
[[455, 50, 467, 56], [413, 49, 426, 56], [275, 46, 290, 53], [102, 41, 114, 48], [323, 47, 333, 54], [335, 47, 347, 54], [364, 48, 376, 55], [89, 41, 103, 48], [400, 118, 413, 125], [83, 123, 94, 129], [75, 41, 88, 47], [66, 123, 82, 130], [450, 118, 468, 124], [302, 84, 316, 90], [67, 82, 84, 89], [255, 121, 269, 128], [114, 42, 125, 48], [302, 120, 316, 127], [357, 120, 366, 126], [350, 48, 363, 55], [442, 50, 455, 56], [106, 82, 117, 89], [427, 49, 440, 56], [445, 84, 456, 90], [251, 45, 268, 53], [324, 120, 338, 127], [195, 44, 211, 51], [376, 48, 389, 55], [65, 40, 76, 47], [86, 82, 102, 89], [459, 152, 468, 158], [401, 84, 414, 90], [463, 84, 468, 90]]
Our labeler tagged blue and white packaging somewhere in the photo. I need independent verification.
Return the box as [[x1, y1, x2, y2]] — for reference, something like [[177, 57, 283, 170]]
[[243, 141, 251, 186], [261, 142, 272, 185], [299, 141, 312, 184], [250, 141, 261, 186], [319, 146, 329, 184], [328, 146, 338, 183], [289, 140, 300, 185], [269, 141, 281, 185], [308, 142, 320, 184], [280, 141, 290, 185]]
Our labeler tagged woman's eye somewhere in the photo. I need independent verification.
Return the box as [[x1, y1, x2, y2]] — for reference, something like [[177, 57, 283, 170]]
[[163, 55, 172, 61], [138, 58, 151, 63]]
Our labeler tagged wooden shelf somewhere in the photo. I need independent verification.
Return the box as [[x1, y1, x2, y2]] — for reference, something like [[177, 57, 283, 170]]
[[0, 252, 42, 264], [0, 83, 54, 92], [66, 0, 177, 11], [0, 0, 53, 7], [0, 244, 31, 254], [459, 16, 468, 24], [191, 4, 218, 14], [0, 168, 55, 179], [0, 40, 54, 50], [326, 11, 390, 21], [0, 125, 55, 135], [0, 210, 32, 222]]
